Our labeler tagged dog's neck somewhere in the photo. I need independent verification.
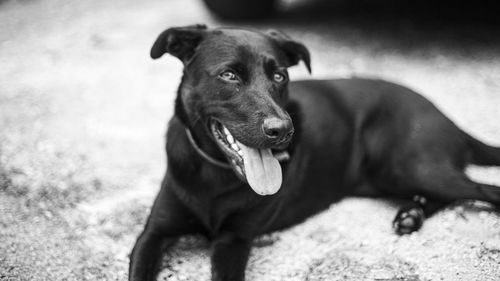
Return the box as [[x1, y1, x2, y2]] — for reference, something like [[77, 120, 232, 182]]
[[184, 127, 231, 169], [174, 82, 230, 168]]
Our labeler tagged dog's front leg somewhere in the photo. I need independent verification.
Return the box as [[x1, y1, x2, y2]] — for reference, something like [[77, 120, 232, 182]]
[[211, 232, 252, 281], [129, 229, 177, 281], [129, 186, 200, 281]]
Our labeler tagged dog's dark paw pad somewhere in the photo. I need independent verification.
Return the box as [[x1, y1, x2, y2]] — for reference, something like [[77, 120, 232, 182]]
[[393, 207, 425, 235]]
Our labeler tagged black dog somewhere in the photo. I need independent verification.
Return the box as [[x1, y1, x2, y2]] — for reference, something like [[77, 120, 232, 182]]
[[129, 25, 500, 281]]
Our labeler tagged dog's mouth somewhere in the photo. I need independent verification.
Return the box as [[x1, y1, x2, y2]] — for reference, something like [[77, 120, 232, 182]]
[[210, 120, 289, 196]]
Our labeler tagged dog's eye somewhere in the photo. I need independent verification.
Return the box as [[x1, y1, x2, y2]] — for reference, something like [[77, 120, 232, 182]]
[[219, 71, 238, 82], [273, 73, 286, 83]]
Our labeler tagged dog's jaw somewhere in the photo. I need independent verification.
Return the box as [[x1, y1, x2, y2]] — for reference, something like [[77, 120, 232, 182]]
[[210, 120, 246, 179], [210, 119, 285, 195]]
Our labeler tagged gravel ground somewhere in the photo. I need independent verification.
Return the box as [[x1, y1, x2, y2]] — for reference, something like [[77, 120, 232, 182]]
[[1, 0, 500, 280]]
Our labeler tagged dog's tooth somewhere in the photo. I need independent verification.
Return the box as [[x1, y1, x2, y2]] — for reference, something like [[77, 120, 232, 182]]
[[227, 134, 235, 144], [223, 126, 231, 136], [238, 150, 243, 156], [231, 143, 239, 151]]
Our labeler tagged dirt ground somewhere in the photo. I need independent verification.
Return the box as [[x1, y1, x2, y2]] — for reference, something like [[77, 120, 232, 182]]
[[1, 0, 500, 280]]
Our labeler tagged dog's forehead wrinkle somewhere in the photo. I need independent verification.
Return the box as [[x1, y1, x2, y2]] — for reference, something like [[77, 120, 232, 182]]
[[196, 35, 238, 60], [195, 46, 252, 74], [216, 28, 270, 46], [211, 29, 277, 56], [194, 32, 286, 78]]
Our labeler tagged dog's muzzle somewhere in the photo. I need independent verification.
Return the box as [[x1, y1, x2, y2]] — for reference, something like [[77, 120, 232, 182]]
[[210, 119, 290, 196]]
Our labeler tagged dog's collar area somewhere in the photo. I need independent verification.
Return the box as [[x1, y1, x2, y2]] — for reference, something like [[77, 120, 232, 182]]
[[185, 128, 233, 169]]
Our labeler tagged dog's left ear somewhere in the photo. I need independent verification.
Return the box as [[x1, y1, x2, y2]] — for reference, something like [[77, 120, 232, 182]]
[[150, 24, 207, 62], [266, 29, 312, 74]]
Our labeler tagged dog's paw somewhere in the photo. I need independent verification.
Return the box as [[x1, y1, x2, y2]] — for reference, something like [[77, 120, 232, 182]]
[[392, 206, 425, 235]]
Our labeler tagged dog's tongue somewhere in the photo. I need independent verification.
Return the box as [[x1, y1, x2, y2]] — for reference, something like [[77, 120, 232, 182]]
[[239, 143, 282, 195]]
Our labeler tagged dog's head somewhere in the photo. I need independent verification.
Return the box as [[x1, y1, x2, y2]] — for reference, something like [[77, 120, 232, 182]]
[[151, 24, 310, 195]]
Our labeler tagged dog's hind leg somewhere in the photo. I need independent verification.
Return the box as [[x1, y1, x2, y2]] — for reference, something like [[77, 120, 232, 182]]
[[391, 162, 500, 234], [414, 164, 500, 204], [392, 195, 447, 234]]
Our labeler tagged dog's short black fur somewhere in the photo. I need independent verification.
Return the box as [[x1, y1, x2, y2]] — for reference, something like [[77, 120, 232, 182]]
[[129, 25, 500, 281]]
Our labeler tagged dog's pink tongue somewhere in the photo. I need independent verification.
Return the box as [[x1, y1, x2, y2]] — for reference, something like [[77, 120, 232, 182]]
[[240, 143, 282, 195]]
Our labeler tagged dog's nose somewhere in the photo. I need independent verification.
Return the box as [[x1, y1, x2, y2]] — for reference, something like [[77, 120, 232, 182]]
[[262, 117, 294, 143]]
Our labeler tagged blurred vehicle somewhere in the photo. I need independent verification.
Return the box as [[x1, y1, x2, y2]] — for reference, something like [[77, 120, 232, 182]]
[[202, 0, 277, 19]]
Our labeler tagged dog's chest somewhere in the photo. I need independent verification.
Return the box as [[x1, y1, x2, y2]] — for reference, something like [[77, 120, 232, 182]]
[[181, 182, 258, 236]]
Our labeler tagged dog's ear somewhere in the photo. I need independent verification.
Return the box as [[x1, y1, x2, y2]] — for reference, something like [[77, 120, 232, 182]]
[[150, 24, 207, 62], [266, 29, 311, 74]]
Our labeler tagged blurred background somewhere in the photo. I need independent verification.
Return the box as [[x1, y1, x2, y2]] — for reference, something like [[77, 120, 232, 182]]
[[1, 0, 500, 280]]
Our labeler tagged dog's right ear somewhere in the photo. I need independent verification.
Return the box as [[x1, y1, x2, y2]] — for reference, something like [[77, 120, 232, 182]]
[[150, 24, 207, 62]]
